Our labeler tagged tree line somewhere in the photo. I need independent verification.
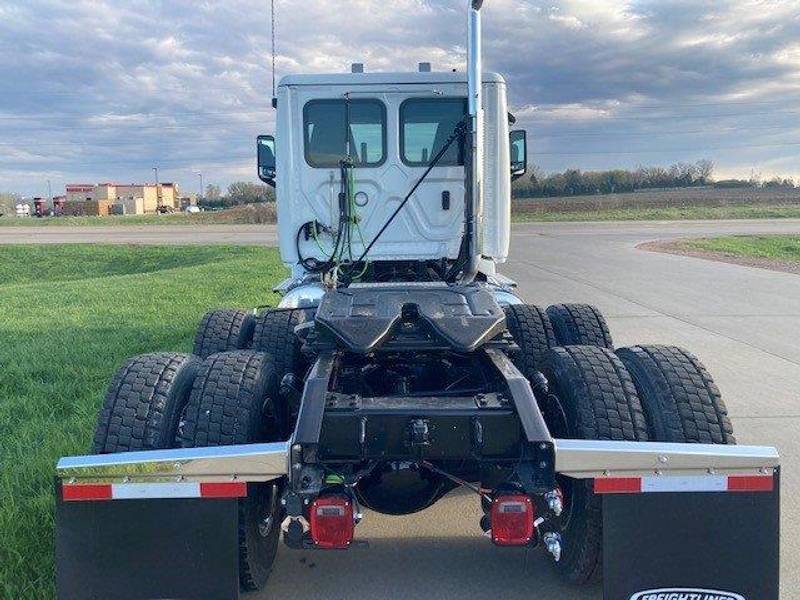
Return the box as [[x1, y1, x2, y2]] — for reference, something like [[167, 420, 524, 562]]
[[512, 160, 720, 198], [198, 182, 275, 208]]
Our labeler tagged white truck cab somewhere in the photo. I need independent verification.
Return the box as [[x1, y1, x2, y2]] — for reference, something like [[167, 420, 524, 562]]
[[258, 69, 527, 281]]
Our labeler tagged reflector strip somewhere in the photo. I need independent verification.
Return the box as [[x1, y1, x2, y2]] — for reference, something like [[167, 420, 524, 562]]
[[642, 475, 726, 493], [594, 474, 774, 495], [200, 482, 248, 498], [728, 475, 774, 492], [61, 482, 247, 501], [594, 477, 641, 494], [112, 482, 201, 500], [62, 484, 112, 501]]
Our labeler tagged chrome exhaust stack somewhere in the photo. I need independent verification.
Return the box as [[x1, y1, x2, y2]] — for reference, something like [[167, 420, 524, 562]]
[[462, 0, 485, 283]]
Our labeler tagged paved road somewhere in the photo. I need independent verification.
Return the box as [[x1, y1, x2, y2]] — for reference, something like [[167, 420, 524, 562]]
[[3, 217, 800, 246], [5, 220, 798, 597]]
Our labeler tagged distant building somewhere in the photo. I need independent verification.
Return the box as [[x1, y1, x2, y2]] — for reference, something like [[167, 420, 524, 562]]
[[63, 182, 183, 215], [65, 184, 95, 203], [53, 195, 66, 215]]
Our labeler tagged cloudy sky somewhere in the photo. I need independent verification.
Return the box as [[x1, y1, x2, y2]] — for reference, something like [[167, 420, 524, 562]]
[[1, 0, 799, 197]]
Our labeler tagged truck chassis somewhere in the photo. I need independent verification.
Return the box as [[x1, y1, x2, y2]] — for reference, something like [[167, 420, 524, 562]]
[[56, 282, 781, 599]]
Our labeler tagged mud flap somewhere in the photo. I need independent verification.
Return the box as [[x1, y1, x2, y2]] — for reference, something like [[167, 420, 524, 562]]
[[602, 469, 780, 600], [55, 482, 240, 600]]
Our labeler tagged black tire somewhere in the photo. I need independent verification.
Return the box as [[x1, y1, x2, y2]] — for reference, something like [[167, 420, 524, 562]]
[[92, 353, 200, 454], [541, 346, 648, 584], [547, 304, 613, 349], [193, 309, 256, 359], [503, 304, 557, 374], [180, 351, 284, 592], [616, 345, 735, 444], [251, 308, 315, 380]]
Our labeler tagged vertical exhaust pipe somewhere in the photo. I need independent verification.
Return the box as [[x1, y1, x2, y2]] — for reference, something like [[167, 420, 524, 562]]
[[462, 0, 484, 283]]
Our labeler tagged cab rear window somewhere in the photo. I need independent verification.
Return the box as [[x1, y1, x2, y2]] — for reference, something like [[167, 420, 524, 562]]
[[400, 98, 467, 166], [303, 99, 386, 167]]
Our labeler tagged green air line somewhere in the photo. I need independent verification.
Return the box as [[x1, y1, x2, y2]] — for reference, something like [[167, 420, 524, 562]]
[[347, 162, 370, 279], [310, 221, 328, 255]]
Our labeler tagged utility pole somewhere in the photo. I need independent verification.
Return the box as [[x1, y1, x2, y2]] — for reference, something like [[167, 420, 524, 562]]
[[47, 179, 53, 204], [153, 167, 161, 206], [196, 172, 204, 200]]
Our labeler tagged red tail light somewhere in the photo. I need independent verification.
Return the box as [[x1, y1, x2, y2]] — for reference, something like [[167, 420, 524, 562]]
[[309, 495, 354, 549], [491, 494, 534, 546]]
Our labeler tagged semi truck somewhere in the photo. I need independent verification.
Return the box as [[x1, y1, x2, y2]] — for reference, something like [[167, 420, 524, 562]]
[[55, 2, 780, 598]]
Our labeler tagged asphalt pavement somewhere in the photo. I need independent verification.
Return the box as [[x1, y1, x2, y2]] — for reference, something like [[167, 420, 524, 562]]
[[4, 219, 798, 598]]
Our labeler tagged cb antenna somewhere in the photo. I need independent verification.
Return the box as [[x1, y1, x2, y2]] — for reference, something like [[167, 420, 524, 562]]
[[270, 0, 277, 106]]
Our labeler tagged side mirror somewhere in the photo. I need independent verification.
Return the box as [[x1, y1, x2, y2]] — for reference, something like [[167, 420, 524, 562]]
[[257, 135, 276, 187], [510, 130, 527, 180]]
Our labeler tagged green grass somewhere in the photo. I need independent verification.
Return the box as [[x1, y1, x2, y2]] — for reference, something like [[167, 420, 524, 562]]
[[511, 203, 800, 222], [0, 245, 287, 599], [0, 213, 198, 226], [681, 235, 800, 262]]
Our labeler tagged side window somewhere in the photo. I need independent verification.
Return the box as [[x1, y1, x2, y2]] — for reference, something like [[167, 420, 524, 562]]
[[303, 99, 386, 167], [400, 98, 467, 166]]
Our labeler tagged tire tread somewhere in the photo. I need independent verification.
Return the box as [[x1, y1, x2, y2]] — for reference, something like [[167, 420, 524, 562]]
[[542, 345, 648, 584], [616, 345, 735, 444], [193, 309, 255, 359], [92, 352, 200, 453], [503, 304, 556, 374], [547, 304, 613, 349], [251, 308, 313, 379], [180, 350, 281, 592]]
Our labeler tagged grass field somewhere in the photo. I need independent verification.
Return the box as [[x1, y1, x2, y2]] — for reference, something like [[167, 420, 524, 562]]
[[0, 245, 286, 599], [511, 203, 800, 222], [0, 213, 191, 226], [0, 203, 276, 227], [681, 235, 800, 262]]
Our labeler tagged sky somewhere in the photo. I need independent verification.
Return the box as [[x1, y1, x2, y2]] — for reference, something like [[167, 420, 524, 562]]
[[1, 0, 799, 197]]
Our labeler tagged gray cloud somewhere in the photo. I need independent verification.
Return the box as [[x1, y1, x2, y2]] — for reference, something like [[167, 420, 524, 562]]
[[1, 0, 799, 196]]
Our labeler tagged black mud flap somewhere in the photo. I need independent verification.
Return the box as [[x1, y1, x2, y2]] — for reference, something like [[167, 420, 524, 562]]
[[55, 482, 240, 600], [602, 470, 780, 600]]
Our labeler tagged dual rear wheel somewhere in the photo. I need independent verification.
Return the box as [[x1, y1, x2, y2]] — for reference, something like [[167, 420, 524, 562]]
[[194, 307, 313, 381], [503, 302, 613, 376], [93, 306, 313, 593], [503, 303, 736, 584], [180, 351, 284, 591]]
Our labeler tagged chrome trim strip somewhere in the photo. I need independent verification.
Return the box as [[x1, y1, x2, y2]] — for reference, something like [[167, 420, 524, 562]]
[[57, 442, 289, 484], [555, 439, 779, 479]]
